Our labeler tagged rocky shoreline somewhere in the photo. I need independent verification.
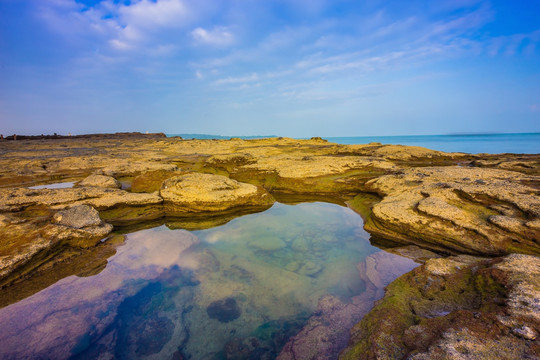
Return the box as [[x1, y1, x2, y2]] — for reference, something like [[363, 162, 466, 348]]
[[0, 134, 538, 359]]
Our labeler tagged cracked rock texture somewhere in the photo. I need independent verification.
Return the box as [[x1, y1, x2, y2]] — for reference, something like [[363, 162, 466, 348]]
[[340, 254, 540, 360], [365, 166, 540, 256]]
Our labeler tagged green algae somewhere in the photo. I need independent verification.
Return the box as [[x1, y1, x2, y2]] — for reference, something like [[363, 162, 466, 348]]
[[131, 170, 183, 193]]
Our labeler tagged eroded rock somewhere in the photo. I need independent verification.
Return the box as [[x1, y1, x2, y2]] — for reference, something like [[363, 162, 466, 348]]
[[77, 174, 122, 189], [365, 166, 540, 256], [340, 254, 540, 360], [161, 173, 274, 213], [52, 205, 102, 229]]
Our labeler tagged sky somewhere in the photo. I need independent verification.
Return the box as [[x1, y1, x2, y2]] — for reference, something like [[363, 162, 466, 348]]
[[0, 0, 539, 137]]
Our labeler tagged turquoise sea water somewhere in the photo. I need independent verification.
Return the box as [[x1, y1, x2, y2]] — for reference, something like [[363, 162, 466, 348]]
[[0, 202, 418, 359], [168, 133, 540, 154]]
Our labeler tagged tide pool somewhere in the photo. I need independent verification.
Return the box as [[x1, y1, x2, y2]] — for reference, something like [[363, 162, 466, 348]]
[[0, 202, 418, 359]]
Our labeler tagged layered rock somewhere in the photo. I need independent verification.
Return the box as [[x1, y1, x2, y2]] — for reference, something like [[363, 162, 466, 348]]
[[365, 166, 540, 255], [160, 173, 274, 214], [0, 187, 162, 212], [0, 205, 112, 281]]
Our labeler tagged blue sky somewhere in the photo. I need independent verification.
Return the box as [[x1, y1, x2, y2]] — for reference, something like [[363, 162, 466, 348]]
[[0, 0, 539, 136]]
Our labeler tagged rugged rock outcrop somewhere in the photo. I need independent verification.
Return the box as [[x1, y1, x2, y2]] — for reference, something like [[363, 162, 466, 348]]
[[0, 205, 112, 281], [340, 254, 540, 360], [365, 166, 540, 256], [0, 134, 539, 360]]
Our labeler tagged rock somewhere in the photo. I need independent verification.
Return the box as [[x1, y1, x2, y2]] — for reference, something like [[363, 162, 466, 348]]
[[249, 236, 286, 251], [384, 245, 441, 264], [0, 206, 113, 283], [297, 260, 323, 277], [52, 205, 102, 229], [357, 251, 419, 294], [131, 169, 184, 193], [365, 166, 540, 256], [206, 297, 241, 323], [77, 174, 121, 189], [160, 173, 274, 213], [0, 187, 162, 212], [512, 326, 537, 340], [291, 236, 309, 252], [340, 254, 540, 360], [277, 294, 377, 360]]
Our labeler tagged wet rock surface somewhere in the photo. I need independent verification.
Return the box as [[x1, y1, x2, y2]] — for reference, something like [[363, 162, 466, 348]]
[[340, 254, 540, 360], [207, 297, 242, 323]]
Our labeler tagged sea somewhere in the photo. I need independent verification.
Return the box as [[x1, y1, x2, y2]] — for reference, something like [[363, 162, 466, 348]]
[[169, 133, 540, 154]]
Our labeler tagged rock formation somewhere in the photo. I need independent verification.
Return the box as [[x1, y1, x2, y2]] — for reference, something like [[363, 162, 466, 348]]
[[0, 134, 538, 360]]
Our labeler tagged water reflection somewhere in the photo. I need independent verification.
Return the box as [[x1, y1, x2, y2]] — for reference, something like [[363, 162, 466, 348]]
[[0, 202, 418, 359], [28, 181, 75, 189]]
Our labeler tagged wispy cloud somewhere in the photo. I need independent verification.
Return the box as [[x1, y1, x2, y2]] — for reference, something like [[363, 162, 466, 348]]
[[213, 73, 258, 85], [191, 26, 235, 46]]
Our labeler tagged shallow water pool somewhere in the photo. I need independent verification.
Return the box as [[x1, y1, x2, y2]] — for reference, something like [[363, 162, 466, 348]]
[[0, 202, 418, 359], [28, 181, 75, 189]]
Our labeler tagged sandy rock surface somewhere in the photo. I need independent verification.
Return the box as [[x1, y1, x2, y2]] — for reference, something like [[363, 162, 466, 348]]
[[76, 174, 122, 188], [161, 173, 274, 213], [366, 166, 540, 255]]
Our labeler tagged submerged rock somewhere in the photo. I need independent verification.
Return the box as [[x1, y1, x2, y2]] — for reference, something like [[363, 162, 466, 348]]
[[206, 297, 241, 323]]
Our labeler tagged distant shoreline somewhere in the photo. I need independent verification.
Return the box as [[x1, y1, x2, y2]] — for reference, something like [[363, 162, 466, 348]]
[[0, 132, 166, 141]]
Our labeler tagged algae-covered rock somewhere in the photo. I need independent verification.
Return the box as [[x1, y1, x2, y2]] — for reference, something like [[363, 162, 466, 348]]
[[206, 297, 241, 323], [77, 174, 121, 189], [340, 254, 540, 360], [131, 169, 184, 193], [160, 173, 274, 213]]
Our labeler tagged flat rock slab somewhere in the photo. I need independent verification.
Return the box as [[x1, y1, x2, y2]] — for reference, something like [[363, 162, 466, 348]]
[[77, 175, 121, 189], [160, 173, 274, 213]]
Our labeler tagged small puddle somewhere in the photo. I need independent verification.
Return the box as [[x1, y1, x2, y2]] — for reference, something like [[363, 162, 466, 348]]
[[0, 202, 418, 359], [28, 181, 75, 189]]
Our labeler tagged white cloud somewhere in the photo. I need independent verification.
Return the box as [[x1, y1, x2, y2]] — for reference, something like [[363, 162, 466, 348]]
[[118, 0, 189, 29], [191, 26, 235, 46], [109, 39, 133, 51], [213, 73, 258, 85]]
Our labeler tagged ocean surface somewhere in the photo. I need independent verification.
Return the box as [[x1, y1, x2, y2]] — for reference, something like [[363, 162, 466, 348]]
[[168, 133, 540, 154]]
